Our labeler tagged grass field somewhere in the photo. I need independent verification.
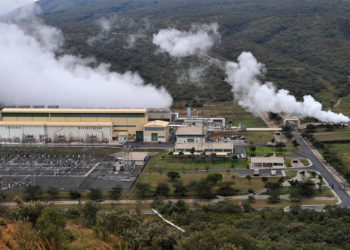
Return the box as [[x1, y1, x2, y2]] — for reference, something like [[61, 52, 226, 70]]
[[326, 143, 350, 170], [144, 152, 248, 173], [246, 145, 296, 156], [173, 101, 267, 128], [333, 94, 350, 117], [131, 172, 278, 198], [314, 131, 350, 141]]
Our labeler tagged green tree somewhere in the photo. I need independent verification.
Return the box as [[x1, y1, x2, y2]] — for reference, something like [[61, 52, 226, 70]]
[[110, 184, 123, 200], [135, 182, 151, 197], [217, 182, 240, 196], [36, 207, 71, 249], [195, 179, 216, 199], [69, 190, 81, 200], [206, 173, 223, 185], [22, 185, 42, 201], [80, 201, 99, 228], [155, 182, 170, 197], [167, 171, 180, 181], [246, 175, 252, 184], [17, 200, 44, 227], [46, 187, 59, 199], [173, 181, 188, 196], [88, 188, 103, 201]]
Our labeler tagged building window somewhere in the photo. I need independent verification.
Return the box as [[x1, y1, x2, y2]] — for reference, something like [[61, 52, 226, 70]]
[[145, 127, 164, 131]]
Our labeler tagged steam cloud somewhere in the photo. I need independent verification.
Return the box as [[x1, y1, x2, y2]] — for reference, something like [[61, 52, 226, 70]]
[[225, 52, 349, 123], [152, 23, 220, 57], [88, 14, 150, 49], [0, 5, 172, 108], [152, 24, 349, 123]]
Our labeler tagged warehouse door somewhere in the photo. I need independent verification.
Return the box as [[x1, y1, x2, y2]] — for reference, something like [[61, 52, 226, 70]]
[[136, 131, 143, 141], [151, 133, 158, 141]]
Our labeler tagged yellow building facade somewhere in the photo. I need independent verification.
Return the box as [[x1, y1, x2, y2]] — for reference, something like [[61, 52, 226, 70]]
[[143, 120, 169, 142], [1, 108, 149, 141]]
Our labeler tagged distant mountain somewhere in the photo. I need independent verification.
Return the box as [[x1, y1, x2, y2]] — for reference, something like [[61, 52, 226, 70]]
[[37, 0, 350, 106]]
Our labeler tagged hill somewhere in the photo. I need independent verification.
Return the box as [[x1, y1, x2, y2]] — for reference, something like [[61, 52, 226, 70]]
[[37, 0, 350, 107]]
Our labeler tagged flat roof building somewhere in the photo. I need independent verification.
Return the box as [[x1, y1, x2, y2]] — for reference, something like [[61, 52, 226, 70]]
[[250, 157, 285, 169], [174, 142, 234, 157], [176, 126, 206, 143], [0, 108, 154, 143]]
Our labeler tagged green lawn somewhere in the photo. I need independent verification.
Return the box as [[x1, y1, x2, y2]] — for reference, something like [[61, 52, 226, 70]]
[[237, 131, 275, 143], [333, 94, 350, 117], [131, 172, 279, 198], [325, 143, 350, 170], [300, 158, 310, 166], [144, 152, 248, 173], [314, 131, 350, 142], [246, 146, 296, 156]]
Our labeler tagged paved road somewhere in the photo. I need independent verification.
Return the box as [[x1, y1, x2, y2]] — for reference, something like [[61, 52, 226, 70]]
[[293, 132, 350, 207]]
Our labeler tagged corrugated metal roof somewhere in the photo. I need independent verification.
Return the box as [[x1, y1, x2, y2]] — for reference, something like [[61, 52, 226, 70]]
[[1, 108, 147, 114], [250, 157, 284, 163], [144, 120, 169, 127], [0, 121, 113, 127]]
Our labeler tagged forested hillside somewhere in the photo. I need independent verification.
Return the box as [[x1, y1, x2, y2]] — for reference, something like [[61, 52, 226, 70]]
[[38, 0, 350, 106]]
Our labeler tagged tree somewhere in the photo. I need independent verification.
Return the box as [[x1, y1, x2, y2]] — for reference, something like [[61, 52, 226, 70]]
[[17, 200, 44, 227], [262, 176, 268, 184], [292, 140, 299, 147], [88, 188, 103, 201], [155, 183, 170, 197], [246, 175, 252, 184], [36, 207, 71, 249], [206, 173, 223, 185], [195, 179, 216, 199], [80, 201, 99, 228], [217, 182, 240, 196], [69, 190, 81, 200], [190, 147, 196, 156], [110, 185, 123, 200], [167, 171, 180, 181], [135, 182, 151, 197], [173, 181, 188, 196], [275, 142, 286, 151], [22, 185, 42, 201], [46, 187, 59, 199]]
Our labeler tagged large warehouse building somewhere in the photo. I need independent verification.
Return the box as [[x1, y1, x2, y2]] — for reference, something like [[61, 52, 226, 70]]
[[0, 108, 169, 143]]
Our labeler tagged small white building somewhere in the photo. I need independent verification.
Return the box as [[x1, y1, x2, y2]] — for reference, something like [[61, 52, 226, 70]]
[[174, 142, 234, 157], [176, 126, 206, 143], [250, 157, 285, 169], [114, 151, 150, 167]]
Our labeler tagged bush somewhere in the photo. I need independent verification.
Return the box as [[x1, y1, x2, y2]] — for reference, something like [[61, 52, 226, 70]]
[[69, 190, 81, 200], [88, 188, 103, 201], [22, 185, 42, 201], [46, 187, 59, 198], [135, 182, 151, 197], [154, 183, 170, 197], [110, 184, 123, 200]]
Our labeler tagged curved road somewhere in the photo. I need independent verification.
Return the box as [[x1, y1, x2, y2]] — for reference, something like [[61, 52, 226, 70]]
[[293, 132, 350, 207]]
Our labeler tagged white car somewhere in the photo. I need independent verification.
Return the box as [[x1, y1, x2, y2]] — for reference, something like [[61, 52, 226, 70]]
[[271, 170, 277, 176]]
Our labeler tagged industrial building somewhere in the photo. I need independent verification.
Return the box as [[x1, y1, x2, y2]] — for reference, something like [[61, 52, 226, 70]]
[[175, 126, 206, 143], [250, 157, 285, 169], [143, 120, 170, 142], [174, 142, 234, 157], [0, 108, 169, 143]]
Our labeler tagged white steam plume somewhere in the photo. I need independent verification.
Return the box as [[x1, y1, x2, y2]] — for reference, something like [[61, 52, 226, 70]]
[[0, 0, 36, 16], [152, 23, 220, 57], [225, 52, 349, 123], [0, 6, 172, 108]]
